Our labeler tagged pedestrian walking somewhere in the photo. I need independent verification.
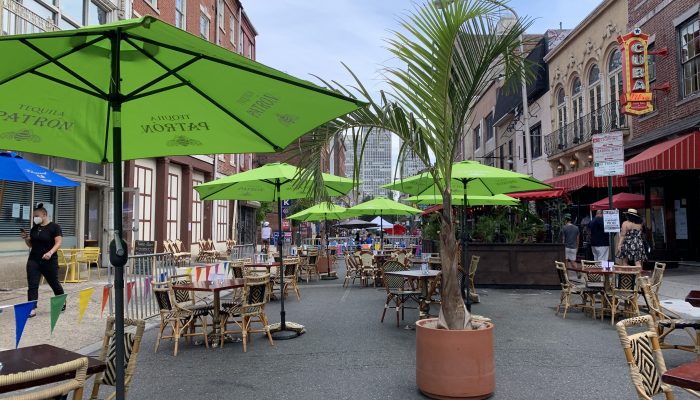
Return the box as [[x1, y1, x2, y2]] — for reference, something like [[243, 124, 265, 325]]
[[561, 216, 579, 270], [617, 208, 647, 267], [261, 221, 271, 253], [589, 210, 609, 261], [20, 203, 65, 318]]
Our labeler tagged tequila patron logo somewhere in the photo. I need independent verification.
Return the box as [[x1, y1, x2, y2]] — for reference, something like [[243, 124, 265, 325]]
[[246, 94, 279, 118], [141, 114, 211, 133], [0, 104, 74, 135]]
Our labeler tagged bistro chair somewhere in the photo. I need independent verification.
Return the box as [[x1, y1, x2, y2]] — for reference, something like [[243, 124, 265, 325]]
[[219, 273, 274, 352], [360, 251, 377, 287], [426, 257, 443, 302], [76, 247, 101, 280], [89, 316, 146, 400], [580, 260, 605, 318], [649, 262, 667, 297], [301, 248, 320, 283], [277, 257, 301, 301], [468, 255, 480, 302], [639, 276, 700, 355], [152, 280, 210, 356], [610, 266, 642, 326], [381, 261, 421, 326], [343, 253, 362, 288], [554, 261, 596, 318], [616, 315, 676, 400], [0, 357, 89, 400], [59, 249, 79, 283]]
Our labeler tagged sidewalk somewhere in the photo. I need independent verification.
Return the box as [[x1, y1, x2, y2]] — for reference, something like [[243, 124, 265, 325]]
[[0, 274, 113, 352]]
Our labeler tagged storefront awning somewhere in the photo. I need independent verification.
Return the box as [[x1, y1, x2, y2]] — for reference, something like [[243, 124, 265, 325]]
[[625, 131, 700, 176], [507, 188, 565, 201], [421, 204, 443, 216], [543, 167, 627, 192]]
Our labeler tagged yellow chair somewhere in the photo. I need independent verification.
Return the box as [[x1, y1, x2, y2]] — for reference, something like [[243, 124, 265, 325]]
[[77, 247, 101, 280]]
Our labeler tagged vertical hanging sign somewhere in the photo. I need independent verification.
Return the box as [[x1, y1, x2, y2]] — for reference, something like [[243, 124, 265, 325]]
[[617, 28, 653, 115]]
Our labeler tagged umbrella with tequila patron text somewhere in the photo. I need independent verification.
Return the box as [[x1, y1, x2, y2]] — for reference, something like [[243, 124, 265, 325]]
[[0, 17, 364, 396]]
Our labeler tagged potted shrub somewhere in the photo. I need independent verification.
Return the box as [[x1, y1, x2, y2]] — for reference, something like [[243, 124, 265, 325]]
[[300, 1, 532, 398]]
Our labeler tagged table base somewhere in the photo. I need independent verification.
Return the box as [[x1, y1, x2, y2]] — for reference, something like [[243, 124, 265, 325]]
[[320, 275, 338, 280], [271, 329, 301, 340]]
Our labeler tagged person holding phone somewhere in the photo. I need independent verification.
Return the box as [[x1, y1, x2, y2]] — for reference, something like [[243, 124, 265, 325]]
[[20, 203, 65, 317]]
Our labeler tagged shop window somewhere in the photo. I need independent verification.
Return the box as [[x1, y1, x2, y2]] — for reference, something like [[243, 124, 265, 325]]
[[485, 112, 494, 141], [54, 157, 79, 173], [530, 123, 542, 159], [679, 17, 700, 98], [85, 162, 105, 177], [473, 125, 481, 151]]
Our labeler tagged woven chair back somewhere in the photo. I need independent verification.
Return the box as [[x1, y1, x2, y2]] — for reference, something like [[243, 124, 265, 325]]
[[282, 258, 298, 277], [615, 267, 641, 292], [244, 274, 270, 307], [616, 315, 671, 399], [428, 257, 442, 271], [0, 357, 88, 400], [650, 262, 666, 290], [99, 316, 145, 388], [360, 252, 374, 268], [469, 255, 480, 276], [555, 261, 570, 288], [169, 275, 193, 304], [638, 277, 670, 322], [152, 282, 174, 312], [581, 260, 603, 283]]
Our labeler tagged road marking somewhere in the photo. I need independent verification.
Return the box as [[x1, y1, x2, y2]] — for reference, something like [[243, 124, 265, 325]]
[[340, 288, 351, 303]]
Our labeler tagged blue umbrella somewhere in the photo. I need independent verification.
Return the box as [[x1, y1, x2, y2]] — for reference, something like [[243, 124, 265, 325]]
[[0, 152, 78, 187]]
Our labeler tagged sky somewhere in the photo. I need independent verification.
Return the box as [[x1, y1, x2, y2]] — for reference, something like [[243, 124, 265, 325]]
[[244, 0, 601, 174]]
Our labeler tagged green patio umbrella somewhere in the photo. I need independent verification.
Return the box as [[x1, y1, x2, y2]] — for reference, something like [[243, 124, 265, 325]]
[[405, 193, 520, 206], [385, 161, 550, 310], [0, 17, 363, 396], [345, 196, 422, 249], [287, 202, 348, 279], [195, 163, 356, 335]]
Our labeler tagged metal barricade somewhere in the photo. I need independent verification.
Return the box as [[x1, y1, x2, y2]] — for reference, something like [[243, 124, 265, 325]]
[[106, 252, 178, 320], [229, 244, 255, 260]]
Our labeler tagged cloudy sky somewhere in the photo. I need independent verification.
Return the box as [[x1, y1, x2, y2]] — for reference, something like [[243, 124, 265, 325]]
[[244, 0, 600, 173]]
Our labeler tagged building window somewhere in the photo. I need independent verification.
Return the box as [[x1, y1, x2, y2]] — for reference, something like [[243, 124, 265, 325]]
[[54, 158, 79, 173], [85, 162, 105, 177], [135, 165, 153, 241], [216, 200, 228, 242], [571, 77, 584, 142], [507, 140, 513, 171], [588, 64, 603, 132], [229, 15, 236, 45], [217, 0, 224, 30], [556, 88, 567, 148], [166, 173, 179, 240], [200, 12, 210, 40], [530, 123, 542, 159], [608, 48, 624, 128], [473, 125, 481, 151], [648, 44, 657, 111], [175, 0, 186, 29], [485, 112, 494, 141], [87, 1, 108, 26], [192, 179, 203, 244], [148, 0, 158, 10], [679, 17, 700, 97]]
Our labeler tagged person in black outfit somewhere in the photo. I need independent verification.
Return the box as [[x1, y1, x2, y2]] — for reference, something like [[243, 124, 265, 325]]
[[588, 210, 609, 261], [20, 203, 65, 317]]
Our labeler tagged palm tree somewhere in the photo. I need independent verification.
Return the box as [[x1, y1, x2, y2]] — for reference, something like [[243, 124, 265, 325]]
[[299, 0, 532, 329]]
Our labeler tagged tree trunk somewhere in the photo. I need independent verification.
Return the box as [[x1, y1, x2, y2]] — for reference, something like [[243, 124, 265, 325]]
[[437, 194, 471, 330]]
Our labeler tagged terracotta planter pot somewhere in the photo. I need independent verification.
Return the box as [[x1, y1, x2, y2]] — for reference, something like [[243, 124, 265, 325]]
[[416, 318, 495, 399]]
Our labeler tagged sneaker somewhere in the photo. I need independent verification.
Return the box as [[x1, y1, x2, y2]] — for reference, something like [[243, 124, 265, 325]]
[[61, 303, 66, 312], [29, 309, 37, 318]]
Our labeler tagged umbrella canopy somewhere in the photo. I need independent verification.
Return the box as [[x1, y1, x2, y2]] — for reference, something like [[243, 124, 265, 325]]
[[0, 152, 78, 186], [590, 192, 663, 211], [405, 193, 519, 206], [194, 163, 356, 201], [287, 202, 347, 222], [0, 18, 363, 397], [334, 219, 378, 229], [383, 160, 550, 196], [346, 196, 422, 217], [0, 17, 364, 162]]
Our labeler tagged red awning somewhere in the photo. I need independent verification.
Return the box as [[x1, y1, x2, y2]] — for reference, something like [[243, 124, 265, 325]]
[[589, 192, 663, 210], [508, 188, 565, 201], [421, 204, 443, 216], [543, 167, 627, 191], [625, 131, 700, 176]]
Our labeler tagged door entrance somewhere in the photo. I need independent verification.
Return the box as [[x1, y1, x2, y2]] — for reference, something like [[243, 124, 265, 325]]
[[84, 185, 102, 247]]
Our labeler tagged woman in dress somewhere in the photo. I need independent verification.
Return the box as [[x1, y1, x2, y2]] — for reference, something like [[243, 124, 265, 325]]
[[616, 208, 647, 267]]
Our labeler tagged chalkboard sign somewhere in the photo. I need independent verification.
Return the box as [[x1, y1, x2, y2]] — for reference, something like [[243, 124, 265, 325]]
[[133, 240, 155, 274]]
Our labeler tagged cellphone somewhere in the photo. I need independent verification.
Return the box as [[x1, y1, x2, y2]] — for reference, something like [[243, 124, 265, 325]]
[[20, 228, 26, 234]]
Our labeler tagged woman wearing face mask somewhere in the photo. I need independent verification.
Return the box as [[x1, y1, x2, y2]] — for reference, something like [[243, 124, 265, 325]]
[[19, 203, 65, 317]]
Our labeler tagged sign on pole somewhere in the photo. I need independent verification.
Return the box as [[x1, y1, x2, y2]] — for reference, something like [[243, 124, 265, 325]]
[[603, 209, 620, 233], [281, 200, 292, 218], [592, 131, 624, 177]]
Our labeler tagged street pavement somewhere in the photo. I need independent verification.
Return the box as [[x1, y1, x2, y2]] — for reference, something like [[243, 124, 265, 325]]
[[3, 262, 700, 399]]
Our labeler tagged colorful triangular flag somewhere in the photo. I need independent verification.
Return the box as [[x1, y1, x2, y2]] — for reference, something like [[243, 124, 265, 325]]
[[215, 264, 220, 274], [78, 287, 94, 323], [159, 272, 167, 282], [144, 277, 152, 299], [205, 265, 212, 280], [126, 281, 136, 305], [195, 267, 202, 282], [101, 285, 111, 317], [185, 267, 192, 277], [223, 262, 230, 277], [14, 301, 35, 348], [49, 294, 67, 334]]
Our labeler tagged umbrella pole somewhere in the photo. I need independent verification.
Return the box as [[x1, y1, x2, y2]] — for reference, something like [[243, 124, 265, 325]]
[[461, 180, 471, 312], [380, 211, 384, 251], [321, 215, 337, 280], [272, 182, 300, 340]]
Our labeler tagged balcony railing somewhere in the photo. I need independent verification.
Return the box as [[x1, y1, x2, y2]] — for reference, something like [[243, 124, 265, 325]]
[[1, 0, 59, 36], [544, 101, 627, 157]]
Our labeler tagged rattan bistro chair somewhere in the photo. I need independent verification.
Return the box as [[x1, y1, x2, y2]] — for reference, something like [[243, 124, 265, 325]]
[[301, 249, 320, 282], [89, 316, 145, 400], [0, 357, 88, 400], [219, 273, 274, 352], [467, 255, 480, 302], [381, 261, 421, 327], [616, 315, 678, 399], [610, 266, 642, 326], [152, 281, 210, 356], [555, 261, 596, 318], [277, 257, 301, 301]]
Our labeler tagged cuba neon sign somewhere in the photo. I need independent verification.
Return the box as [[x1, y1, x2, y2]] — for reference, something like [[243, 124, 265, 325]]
[[617, 28, 653, 115]]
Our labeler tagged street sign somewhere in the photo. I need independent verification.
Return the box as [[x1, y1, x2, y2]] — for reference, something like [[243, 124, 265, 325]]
[[282, 219, 290, 231], [281, 200, 292, 218], [592, 132, 624, 177], [603, 209, 620, 233]]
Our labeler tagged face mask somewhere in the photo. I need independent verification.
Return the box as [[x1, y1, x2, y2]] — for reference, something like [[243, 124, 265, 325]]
[[33, 217, 43, 225]]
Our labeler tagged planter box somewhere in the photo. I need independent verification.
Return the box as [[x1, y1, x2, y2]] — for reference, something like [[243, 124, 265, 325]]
[[468, 243, 564, 287]]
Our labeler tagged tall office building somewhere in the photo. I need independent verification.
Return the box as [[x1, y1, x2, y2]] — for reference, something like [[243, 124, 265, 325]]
[[344, 129, 392, 200], [400, 150, 427, 179]]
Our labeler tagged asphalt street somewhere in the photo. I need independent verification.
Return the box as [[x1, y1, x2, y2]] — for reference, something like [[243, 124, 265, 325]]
[[116, 264, 700, 400]]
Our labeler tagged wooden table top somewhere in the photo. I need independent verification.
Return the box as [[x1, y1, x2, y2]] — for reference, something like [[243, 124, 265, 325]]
[[246, 262, 281, 268], [567, 266, 644, 275], [0, 344, 105, 393], [171, 278, 244, 292], [686, 291, 700, 308], [662, 361, 700, 390], [384, 270, 441, 279]]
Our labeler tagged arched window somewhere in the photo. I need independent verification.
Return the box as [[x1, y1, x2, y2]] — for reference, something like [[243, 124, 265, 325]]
[[556, 89, 567, 148], [608, 49, 623, 128], [571, 77, 583, 141], [588, 64, 602, 132]]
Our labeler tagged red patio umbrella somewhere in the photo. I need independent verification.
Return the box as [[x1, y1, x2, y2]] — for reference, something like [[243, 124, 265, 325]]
[[590, 192, 663, 210]]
